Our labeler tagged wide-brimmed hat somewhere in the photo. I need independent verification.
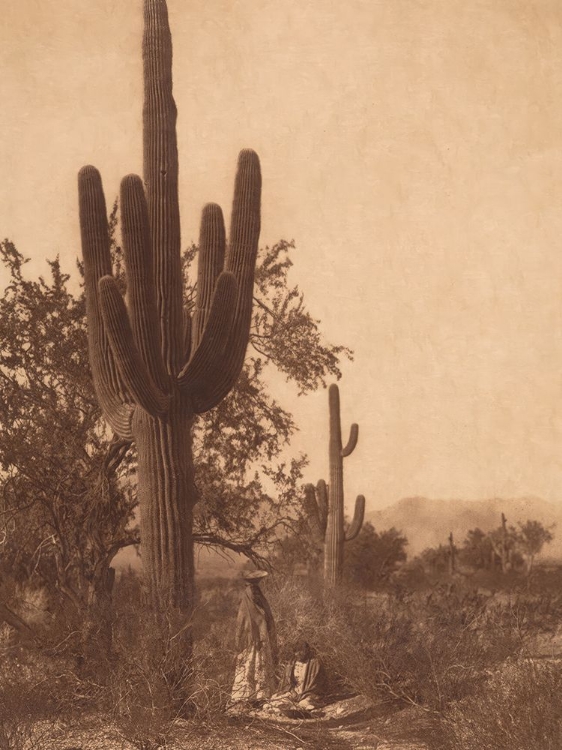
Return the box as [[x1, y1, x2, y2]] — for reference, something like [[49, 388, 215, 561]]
[[242, 570, 269, 582]]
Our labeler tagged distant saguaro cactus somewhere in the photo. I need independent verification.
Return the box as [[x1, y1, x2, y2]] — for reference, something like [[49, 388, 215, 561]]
[[78, 0, 260, 614], [304, 384, 365, 586], [448, 532, 456, 575], [489, 512, 512, 574]]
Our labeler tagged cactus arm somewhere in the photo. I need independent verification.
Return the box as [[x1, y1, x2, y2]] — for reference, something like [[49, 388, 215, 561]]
[[143, 0, 183, 375], [226, 149, 261, 304], [192, 204, 226, 351], [345, 495, 365, 542], [120, 174, 168, 390], [98, 397, 134, 440], [99, 397, 134, 439], [78, 165, 134, 439], [99, 276, 169, 417], [341, 424, 359, 457], [191, 150, 261, 413], [316, 480, 329, 535], [177, 272, 237, 391]]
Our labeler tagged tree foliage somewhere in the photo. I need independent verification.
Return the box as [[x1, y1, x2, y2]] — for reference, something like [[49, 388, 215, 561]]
[[343, 522, 408, 590], [421, 545, 447, 573], [0, 240, 136, 658], [420, 518, 555, 580], [459, 528, 494, 571], [517, 520, 554, 575], [185, 238, 351, 558], [0, 230, 350, 593]]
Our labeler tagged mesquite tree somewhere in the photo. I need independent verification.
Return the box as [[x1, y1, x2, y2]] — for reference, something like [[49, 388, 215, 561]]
[[304, 384, 365, 586], [0, 243, 136, 657], [78, 0, 260, 612]]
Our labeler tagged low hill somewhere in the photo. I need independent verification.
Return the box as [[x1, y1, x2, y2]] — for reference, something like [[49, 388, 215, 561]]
[[366, 495, 562, 558]]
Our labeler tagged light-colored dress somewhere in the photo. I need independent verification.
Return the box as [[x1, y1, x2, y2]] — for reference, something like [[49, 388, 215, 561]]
[[230, 583, 277, 704], [231, 642, 276, 702]]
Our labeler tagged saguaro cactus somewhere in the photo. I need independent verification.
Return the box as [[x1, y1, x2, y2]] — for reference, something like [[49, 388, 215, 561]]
[[304, 384, 365, 586], [448, 532, 456, 575], [489, 512, 512, 574], [78, 0, 261, 613]]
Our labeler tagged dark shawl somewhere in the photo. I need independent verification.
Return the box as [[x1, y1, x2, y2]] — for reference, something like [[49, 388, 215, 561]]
[[279, 656, 328, 699], [235, 584, 278, 665]]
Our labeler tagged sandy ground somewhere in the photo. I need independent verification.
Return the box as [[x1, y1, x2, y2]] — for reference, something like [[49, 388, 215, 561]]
[[29, 703, 438, 750]]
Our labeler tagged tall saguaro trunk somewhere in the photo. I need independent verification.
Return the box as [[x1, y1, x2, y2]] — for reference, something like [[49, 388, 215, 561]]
[[134, 408, 195, 610], [305, 384, 365, 587], [78, 0, 261, 625]]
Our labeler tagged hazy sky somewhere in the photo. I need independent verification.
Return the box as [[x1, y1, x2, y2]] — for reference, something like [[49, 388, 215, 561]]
[[1, 0, 562, 514]]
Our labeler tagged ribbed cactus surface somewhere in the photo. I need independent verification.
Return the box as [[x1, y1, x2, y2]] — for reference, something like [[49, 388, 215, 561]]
[[78, 0, 261, 611], [305, 384, 365, 586]]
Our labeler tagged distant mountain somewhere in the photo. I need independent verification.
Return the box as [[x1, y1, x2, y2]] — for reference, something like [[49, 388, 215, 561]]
[[366, 496, 562, 559], [113, 495, 562, 574]]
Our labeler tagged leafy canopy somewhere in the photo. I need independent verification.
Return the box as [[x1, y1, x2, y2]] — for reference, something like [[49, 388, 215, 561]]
[[0, 224, 351, 591], [0, 240, 136, 609]]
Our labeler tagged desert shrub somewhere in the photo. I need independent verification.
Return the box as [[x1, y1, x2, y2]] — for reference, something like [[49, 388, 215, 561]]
[[190, 578, 240, 709], [444, 659, 562, 749], [4, 566, 560, 746], [266, 577, 525, 713], [0, 641, 74, 750], [111, 572, 548, 719], [95, 572, 242, 746]]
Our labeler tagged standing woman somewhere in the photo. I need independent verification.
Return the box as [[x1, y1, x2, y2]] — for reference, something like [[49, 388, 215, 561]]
[[230, 570, 278, 707]]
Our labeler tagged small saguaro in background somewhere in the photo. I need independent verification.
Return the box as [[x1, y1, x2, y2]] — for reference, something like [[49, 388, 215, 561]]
[[304, 384, 365, 586]]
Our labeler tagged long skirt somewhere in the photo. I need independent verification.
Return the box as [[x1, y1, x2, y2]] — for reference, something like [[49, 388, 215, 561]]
[[230, 643, 275, 703]]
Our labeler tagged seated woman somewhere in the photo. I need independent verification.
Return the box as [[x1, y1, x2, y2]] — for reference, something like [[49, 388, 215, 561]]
[[267, 639, 328, 715]]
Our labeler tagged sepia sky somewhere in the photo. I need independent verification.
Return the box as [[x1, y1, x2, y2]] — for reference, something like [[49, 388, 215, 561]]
[[1, 0, 562, 513]]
